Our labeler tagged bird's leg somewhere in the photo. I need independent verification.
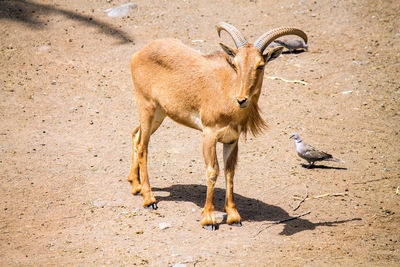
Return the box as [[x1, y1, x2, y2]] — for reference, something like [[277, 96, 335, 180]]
[[307, 162, 314, 169]]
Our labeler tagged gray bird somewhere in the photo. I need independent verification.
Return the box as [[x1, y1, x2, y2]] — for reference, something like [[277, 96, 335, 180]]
[[273, 39, 308, 53], [289, 133, 343, 168]]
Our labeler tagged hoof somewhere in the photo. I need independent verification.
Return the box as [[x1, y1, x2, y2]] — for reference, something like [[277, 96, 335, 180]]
[[203, 224, 217, 231], [144, 203, 158, 210], [225, 208, 242, 226]]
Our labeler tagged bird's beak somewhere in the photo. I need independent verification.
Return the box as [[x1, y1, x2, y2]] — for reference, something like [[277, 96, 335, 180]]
[[289, 135, 295, 139]]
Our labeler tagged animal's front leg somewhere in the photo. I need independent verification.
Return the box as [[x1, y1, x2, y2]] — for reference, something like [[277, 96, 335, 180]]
[[201, 132, 219, 230], [223, 141, 242, 226]]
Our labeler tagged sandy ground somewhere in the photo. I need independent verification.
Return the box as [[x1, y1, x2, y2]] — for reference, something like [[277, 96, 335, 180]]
[[1, 0, 399, 265]]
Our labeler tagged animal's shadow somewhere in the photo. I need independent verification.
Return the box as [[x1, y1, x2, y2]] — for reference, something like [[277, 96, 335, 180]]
[[301, 163, 348, 170], [152, 184, 360, 235]]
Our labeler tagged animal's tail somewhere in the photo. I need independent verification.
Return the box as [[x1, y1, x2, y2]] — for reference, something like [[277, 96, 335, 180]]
[[325, 157, 344, 163]]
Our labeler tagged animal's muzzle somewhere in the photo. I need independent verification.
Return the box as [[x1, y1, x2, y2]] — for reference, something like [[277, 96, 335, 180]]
[[237, 97, 249, 108]]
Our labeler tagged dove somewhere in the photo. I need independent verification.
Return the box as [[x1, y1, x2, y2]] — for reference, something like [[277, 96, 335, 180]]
[[289, 133, 343, 168], [273, 39, 308, 53]]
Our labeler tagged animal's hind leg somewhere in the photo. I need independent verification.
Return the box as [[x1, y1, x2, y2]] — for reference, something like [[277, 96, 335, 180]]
[[128, 125, 141, 195], [150, 105, 166, 135], [137, 105, 166, 209], [128, 106, 166, 195]]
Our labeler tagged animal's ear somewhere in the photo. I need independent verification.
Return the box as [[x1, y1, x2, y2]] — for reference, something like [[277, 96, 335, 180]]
[[219, 43, 238, 57], [263, 46, 284, 62]]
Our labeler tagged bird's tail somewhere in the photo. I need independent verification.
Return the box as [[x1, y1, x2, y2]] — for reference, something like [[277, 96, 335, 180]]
[[325, 157, 344, 163]]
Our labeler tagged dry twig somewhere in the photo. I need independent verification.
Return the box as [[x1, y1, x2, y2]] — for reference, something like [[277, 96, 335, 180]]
[[292, 192, 346, 201], [265, 76, 307, 85], [293, 185, 308, 211]]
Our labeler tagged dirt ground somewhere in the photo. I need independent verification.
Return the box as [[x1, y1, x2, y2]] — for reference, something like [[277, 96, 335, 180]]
[[1, 0, 399, 266]]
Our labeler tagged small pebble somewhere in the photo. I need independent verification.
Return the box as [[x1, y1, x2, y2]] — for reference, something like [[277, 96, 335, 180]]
[[158, 222, 171, 230]]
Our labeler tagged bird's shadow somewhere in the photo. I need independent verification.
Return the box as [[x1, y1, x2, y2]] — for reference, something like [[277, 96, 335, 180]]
[[151, 184, 360, 235], [301, 164, 348, 170], [281, 50, 307, 55]]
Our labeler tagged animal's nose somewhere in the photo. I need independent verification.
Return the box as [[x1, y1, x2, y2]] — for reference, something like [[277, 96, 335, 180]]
[[237, 98, 248, 107]]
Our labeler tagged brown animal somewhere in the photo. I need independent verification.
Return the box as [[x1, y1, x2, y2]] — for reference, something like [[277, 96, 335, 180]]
[[128, 22, 307, 230]]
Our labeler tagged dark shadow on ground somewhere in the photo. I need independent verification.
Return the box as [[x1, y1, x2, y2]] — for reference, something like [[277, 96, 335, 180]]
[[0, 0, 133, 43], [301, 163, 348, 170], [151, 184, 361, 235], [281, 50, 307, 55]]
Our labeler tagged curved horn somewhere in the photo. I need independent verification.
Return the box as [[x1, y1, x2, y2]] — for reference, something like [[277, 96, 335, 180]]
[[253, 27, 308, 53], [216, 22, 248, 49]]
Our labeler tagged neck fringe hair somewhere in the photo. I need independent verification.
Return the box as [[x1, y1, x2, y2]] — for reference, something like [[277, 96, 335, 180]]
[[241, 100, 267, 137]]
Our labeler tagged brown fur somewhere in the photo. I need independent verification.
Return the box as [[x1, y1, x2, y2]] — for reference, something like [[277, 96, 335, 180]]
[[127, 37, 284, 229], [241, 97, 267, 137], [203, 51, 267, 137]]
